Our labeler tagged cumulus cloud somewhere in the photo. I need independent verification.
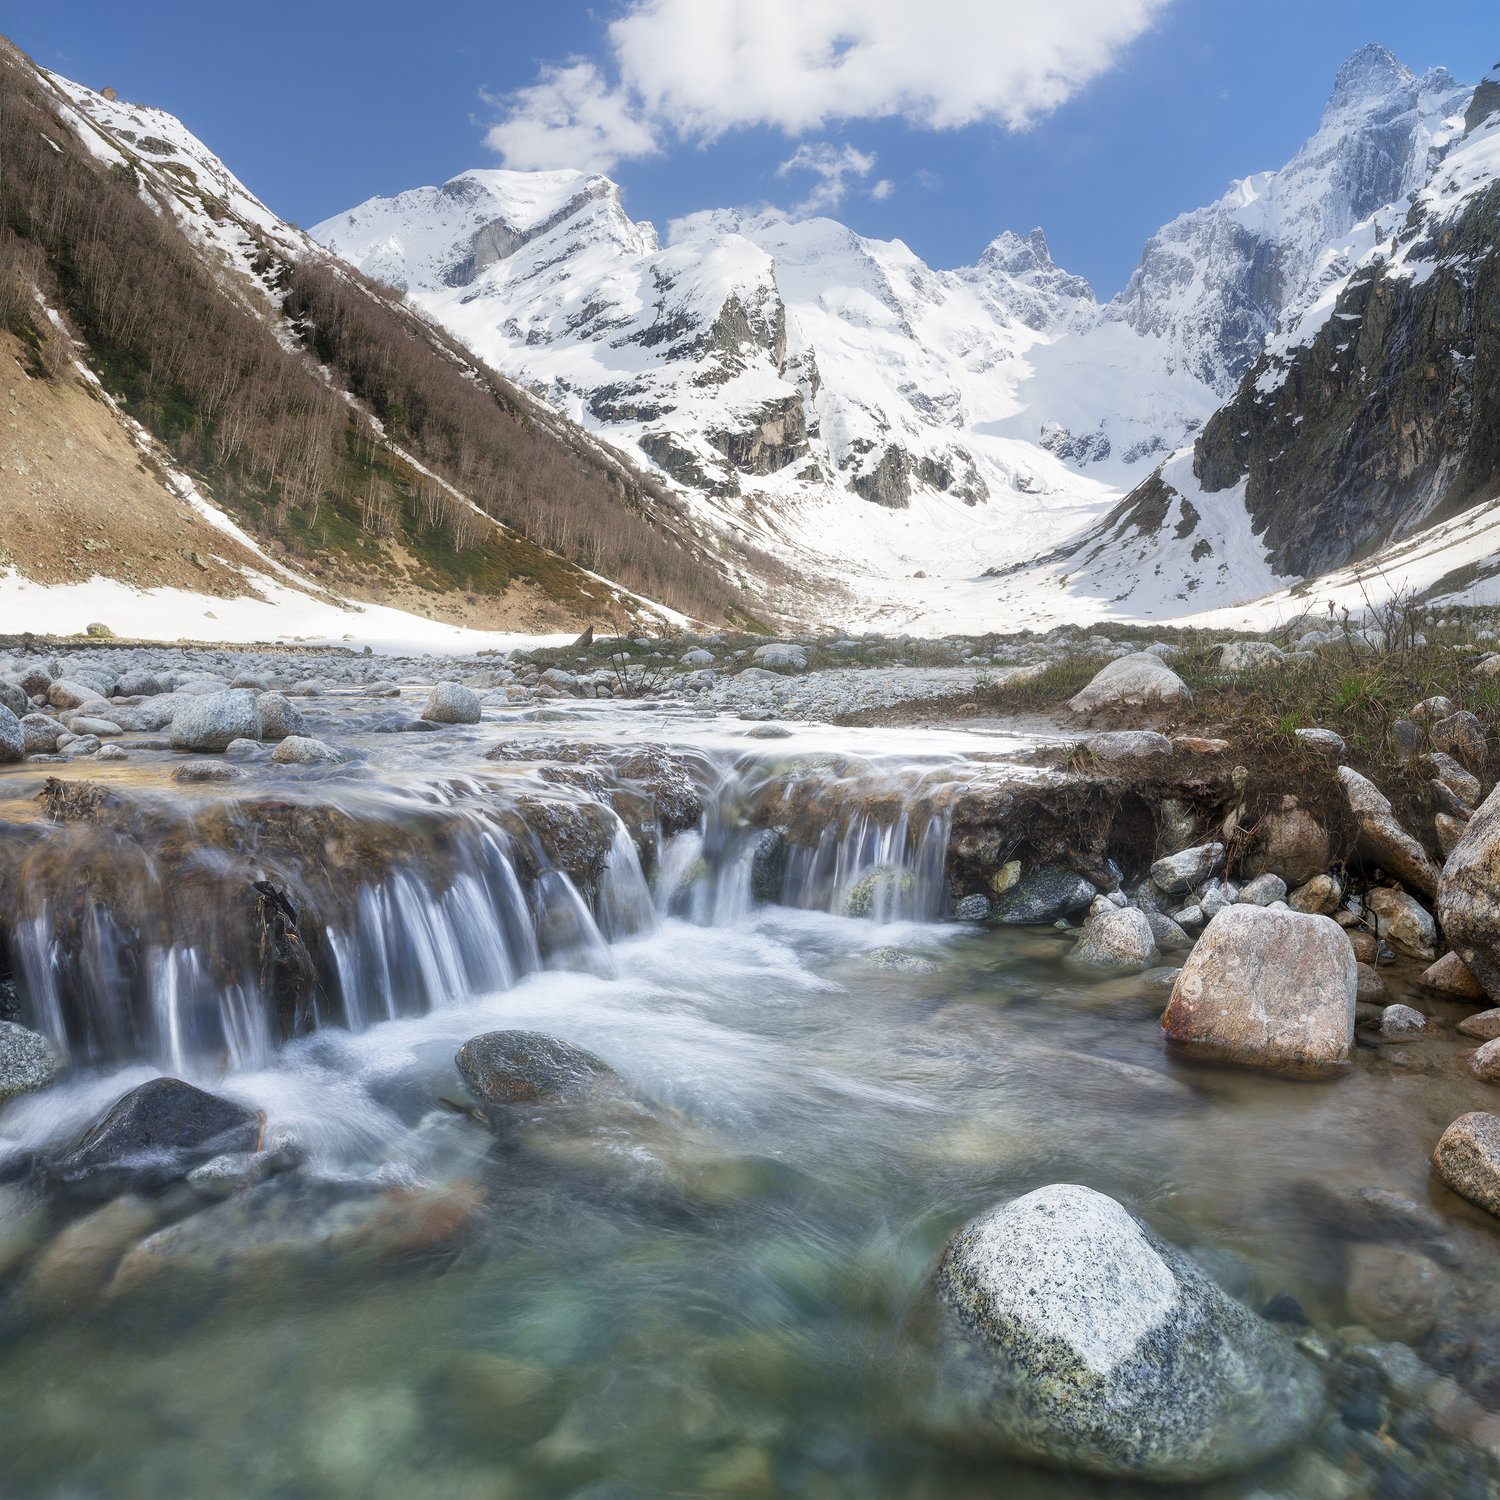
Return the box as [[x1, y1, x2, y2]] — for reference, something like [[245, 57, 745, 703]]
[[777, 142, 877, 215], [870, 178, 895, 201], [484, 0, 1169, 172]]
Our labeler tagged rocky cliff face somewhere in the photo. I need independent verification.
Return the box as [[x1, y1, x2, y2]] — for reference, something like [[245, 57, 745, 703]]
[[1108, 45, 1469, 393], [1191, 72, 1500, 579]]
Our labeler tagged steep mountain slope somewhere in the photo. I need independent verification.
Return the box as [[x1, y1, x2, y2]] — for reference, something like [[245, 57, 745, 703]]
[[1043, 61, 1500, 624], [313, 45, 1476, 629], [0, 39, 759, 639]]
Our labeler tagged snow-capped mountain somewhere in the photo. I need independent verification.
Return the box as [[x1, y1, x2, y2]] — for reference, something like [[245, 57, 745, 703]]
[[312, 45, 1483, 629]]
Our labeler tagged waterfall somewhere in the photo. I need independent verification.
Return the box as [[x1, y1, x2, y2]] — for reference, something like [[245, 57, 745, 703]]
[[2, 743, 985, 1072]]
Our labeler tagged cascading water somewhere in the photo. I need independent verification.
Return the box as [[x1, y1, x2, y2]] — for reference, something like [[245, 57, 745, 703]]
[[0, 738, 1015, 1075]]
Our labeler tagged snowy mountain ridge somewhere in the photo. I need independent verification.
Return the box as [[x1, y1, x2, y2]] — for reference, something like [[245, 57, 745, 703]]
[[309, 45, 1482, 630]]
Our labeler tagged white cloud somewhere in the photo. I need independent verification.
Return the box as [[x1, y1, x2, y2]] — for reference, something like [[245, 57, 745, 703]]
[[870, 178, 895, 201], [777, 141, 877, 215], [486, 0, 1170, 172], [482, 60, 658, 172]]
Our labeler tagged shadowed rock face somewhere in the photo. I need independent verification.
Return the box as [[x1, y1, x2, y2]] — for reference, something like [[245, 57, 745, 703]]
[[1161, 905, 1356, 1077], [924, 1184, 1324, 1481]]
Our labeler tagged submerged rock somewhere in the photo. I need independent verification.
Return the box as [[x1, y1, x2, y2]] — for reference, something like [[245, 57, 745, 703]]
[[51, 1077, 264, 1199], [270, 734, 344, 765], [1161, 905, 1356, 1077], [925, 1183, 1322, 1481], [0, 1021, 59, 1102], [456, 1031, 619, 1107], [422, 681, 481, 724]]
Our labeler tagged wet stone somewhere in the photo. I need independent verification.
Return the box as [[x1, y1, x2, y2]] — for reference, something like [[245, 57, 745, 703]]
[[456, 1031, 619, 1107], [0, 1022, 59, 1102], [50, 1077, 264, 1199], [925, 1183, 1323, 1481]]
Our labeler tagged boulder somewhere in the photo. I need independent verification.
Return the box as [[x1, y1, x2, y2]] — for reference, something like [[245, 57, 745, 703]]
[[1472, 1038, 1500, 1083], [456, 1031, 618, 1107], [1294, 727, 1345, 758], [269, 735, 344, 765], [1427, 752, 1481, 809], [50, 1077, 263, 1199], [751, 643, 807, 672], [1365, 888, 1437, 959], [1237, 873, 1287, 907], [1430, 710, 1485, 767], [1069, 908, 1159, 973], [952, 894, 990, 923], [1338, 767, 1439, 897], [422, 681, 482, 724], [1161, 905, 1356, 1077], [0, 704, 22, 764], [1068, 653, 1188, 713], [926, 1184, 1322, 1481], [1431, 1113, 1500, 1217], [168, 690, 262, 753], [1218, 640, 1285, 672], [19, 712, 65, 756], [255, 691, 306, 742], [1150, 842, 1224, 895], [992, 866, 1096, 925], [1460, 1009, 1500, 1041], [0, 679, 28, 718], [0, 1021, 59, 1101], [1380, 1003, 1428, 1036], [1437, 785, 1500, 1002]]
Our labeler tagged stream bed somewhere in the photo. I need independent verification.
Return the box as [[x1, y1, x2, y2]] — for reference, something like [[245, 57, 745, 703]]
[[0, 703, 1496, 1499]]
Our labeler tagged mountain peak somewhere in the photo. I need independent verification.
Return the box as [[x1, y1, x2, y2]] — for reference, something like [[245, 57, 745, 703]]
[[1326, 43, 1414, 112]]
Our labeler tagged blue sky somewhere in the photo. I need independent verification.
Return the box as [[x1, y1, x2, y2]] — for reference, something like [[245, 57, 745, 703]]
[[5, 1, 1496, 296]]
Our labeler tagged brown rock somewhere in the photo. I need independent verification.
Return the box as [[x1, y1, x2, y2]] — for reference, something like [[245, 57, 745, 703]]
[[1355, 962, 1388, 1004], [1365, 887, 1437, 959], [1346, 1245, 1442, 1342], [1458, 1008, 1500, 1040], [1471, 1038, 1500, 1084], [1422, 952, 1484, 1001], [1288, 874, 1340, 914], [1435, 812, 1470, 859], [1161, 905, 1356, 1077], [1241, 800, 1330, 888], [1432, 1112, 1500, 1217]]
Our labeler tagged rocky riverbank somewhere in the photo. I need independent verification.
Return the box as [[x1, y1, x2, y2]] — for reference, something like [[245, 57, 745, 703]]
[[3, 620, 1500, 1495]]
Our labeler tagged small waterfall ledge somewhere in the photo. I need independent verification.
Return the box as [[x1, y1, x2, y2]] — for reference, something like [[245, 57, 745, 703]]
[[0, 731, 1149, 1074]]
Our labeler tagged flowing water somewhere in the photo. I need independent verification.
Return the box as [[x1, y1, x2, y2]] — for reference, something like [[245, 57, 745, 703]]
[[0, 706, 1497, 1499]]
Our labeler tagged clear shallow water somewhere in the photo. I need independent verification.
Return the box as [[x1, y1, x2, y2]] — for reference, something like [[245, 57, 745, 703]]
[[1, 897, 1497, 1500]]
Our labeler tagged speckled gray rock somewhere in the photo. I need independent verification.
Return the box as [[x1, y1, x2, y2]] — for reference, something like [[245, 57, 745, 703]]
[[0, 1022, 59, 1101], [866, 948, 938, 975], [1069, 654, 1188, 713], [1438, 783, 1500, 1003], [927, 1184, 1323, 1481], [168, 690, 262, 753], [1161, 905, 1356, 1077], [1237, 873, 1287, 906], [269, 735, 344, 765], [1218, 640, 1285, 671], [1150, 842, 1225, 895], [0, 680, 28, 718], [1069, 908, 1159, 973], [422, 681, 482, 724], [1380, 1004, 1429, 1037], [953, 894, 990, 923], [992, 866, 1096, 925], [0, 704, 23, 764], [254, 691, 306, 742], [1365, 888, 1436, 959], [1432, 1112, 1500, 1218]]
